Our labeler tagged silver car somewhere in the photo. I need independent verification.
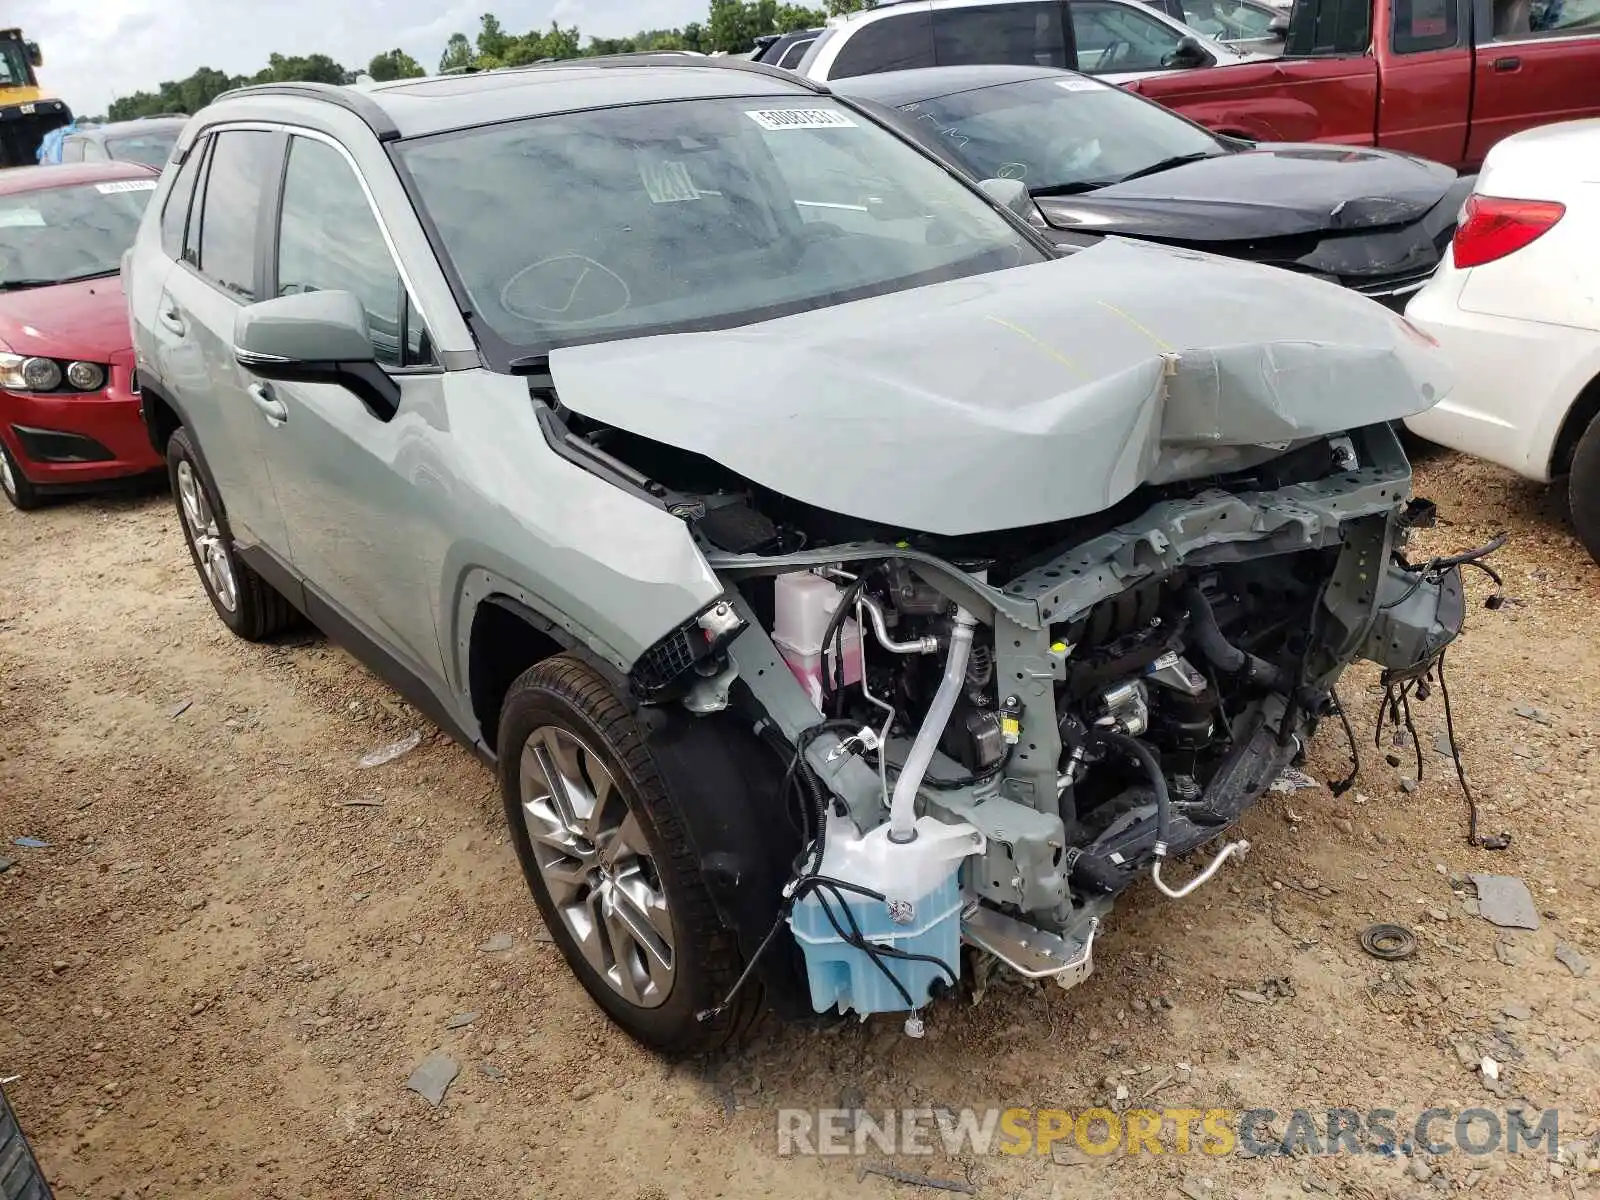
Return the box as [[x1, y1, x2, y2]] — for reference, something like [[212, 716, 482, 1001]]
[[126, 57, 1469, 1055]]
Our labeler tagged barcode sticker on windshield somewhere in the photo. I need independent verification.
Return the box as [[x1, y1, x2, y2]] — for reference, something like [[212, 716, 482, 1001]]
[[745, 109, 857, 131], [1055, 78, 1104, 92], [95, 179, 158, 194]]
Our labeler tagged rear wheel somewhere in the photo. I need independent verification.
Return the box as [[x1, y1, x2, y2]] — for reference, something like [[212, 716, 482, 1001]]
[[0, 441, 42, 511], [498, 653, 757, 1055], [1568, 415, 1600, 565], [166, 427, 295, 640]]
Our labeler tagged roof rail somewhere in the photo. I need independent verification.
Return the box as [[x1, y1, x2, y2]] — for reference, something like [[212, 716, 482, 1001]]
[[206, 81, 402, 140], [537, 51, 829, 93]]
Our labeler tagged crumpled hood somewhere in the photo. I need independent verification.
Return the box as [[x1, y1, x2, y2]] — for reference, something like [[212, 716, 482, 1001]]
[[1034, 144, 1459, 242], [549, 237, 1449, 536]]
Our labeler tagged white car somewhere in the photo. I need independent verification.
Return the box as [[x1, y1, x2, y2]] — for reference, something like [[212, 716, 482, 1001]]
[[792, 0, 1255, 86], [1405, 118, 1600, 562]]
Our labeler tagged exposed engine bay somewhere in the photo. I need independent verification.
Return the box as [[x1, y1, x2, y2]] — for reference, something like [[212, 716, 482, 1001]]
[[537, 387, 1475, 1028]]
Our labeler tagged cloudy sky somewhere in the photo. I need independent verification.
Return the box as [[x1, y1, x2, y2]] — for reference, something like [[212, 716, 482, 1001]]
[[15, 0, 709, 118]]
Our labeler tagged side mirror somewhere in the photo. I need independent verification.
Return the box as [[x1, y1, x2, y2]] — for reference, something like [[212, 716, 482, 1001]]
[[1164, 34, 1213, 68], [24, 41, 42, 68], [233, 290, 400, 420], [1267, 13, 1290, 34], [978, 177, 1036, 220]]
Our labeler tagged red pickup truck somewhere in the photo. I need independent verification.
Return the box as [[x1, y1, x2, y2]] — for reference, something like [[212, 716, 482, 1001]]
[[1126, 0, 1600, 170]]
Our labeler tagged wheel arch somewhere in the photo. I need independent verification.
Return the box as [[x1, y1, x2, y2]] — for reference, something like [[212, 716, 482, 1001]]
[[138, 376, 185, 457], [466, 593, 588, 756], [1550, 370, 1600, 479]]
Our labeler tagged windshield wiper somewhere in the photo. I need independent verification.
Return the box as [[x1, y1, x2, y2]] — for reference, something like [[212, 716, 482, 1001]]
[[1027, 150, 1228, 199], [1027, 180, 1110, 198], [0, 268, 119, 293], [1113, 150, 1226, 184]]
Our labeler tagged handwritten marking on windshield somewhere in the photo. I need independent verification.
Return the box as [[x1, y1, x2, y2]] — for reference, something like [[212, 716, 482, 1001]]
[[1096, 300, 1173, 352], [984, 315, 1083, 376]]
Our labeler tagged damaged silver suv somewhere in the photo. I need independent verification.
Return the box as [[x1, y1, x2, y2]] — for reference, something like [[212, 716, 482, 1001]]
[[127, 58, 1470, 1054]]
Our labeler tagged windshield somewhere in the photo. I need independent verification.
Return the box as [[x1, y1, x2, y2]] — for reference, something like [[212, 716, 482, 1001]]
[[106, 129, 180, 167], [896, 76, 1222, 194], [0, 178, 156, 288], [0, 40, 31, 89], [397, 97, 1042, 358]]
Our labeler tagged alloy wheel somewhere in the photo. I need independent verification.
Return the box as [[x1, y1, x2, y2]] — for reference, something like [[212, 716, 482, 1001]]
[[175, 460, 238, 614], [519, 725, 676, 1008]]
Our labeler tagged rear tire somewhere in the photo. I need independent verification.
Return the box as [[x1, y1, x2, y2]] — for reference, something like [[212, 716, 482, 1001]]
[[1568, 415, 1600, 565], [498, 653, 757, 1056], [0, 441, 42, 511], [166, 427, 295, 641]]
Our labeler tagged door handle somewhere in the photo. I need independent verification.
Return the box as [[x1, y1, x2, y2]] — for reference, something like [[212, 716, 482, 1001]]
[[248, 382, 288, 426], [1492, 55, 1521, 71], [158, 304, 186, 335]]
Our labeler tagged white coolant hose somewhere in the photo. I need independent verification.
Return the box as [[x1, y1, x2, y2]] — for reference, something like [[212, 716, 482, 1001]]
[[888, 607, 978, 843]]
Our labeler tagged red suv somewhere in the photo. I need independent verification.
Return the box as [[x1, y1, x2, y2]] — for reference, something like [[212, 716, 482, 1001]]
[[0, 161, 162, 509]]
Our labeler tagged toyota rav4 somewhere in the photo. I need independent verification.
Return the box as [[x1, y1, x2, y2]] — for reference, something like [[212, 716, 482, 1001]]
[[127, 58, 1469, 1054]]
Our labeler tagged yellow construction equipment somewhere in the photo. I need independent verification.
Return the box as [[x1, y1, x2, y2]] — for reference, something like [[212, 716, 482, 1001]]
[[0, 29, 73, 167]]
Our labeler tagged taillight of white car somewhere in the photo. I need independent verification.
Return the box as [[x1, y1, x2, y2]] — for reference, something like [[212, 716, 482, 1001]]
[[1451, 193, 1566, 269]]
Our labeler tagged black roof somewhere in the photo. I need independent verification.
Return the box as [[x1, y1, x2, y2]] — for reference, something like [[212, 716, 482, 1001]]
[[830, 63, 1083, 106]]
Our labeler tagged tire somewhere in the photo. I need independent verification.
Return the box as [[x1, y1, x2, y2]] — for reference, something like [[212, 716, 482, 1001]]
[[0, 440, 42, 511], [498, 653, 757, 1056], [1, 1083, 54, 1199], [1569, 414, 1600, 565], [166, 427, 295, 641]]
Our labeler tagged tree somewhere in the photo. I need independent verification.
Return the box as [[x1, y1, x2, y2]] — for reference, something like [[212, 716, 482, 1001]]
[[439, 32, 475, 73], [475, 13, 515, 65], [367, 49, 425, 81], [825, 0, 874, 12], [775, 4, 827, 31], [252, 52, 350, 85]]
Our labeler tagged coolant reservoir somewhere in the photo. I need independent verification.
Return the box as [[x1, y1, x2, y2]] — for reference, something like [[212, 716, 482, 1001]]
[[789, 813, 983, 1016], [771, 572, 862, 710]]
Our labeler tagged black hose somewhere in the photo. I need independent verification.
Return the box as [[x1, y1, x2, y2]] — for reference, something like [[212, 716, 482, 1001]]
[[1092, 729, 1171, 856], [1183, 585, 1288, 694]]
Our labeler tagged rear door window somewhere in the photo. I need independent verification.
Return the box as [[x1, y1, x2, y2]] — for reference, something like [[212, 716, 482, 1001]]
[[829, 10, 937, 77], [192, 129, 279, 299], [59, 138, 84, 163], [160, 135, 206, 261], [933, 3, 1071, 66]]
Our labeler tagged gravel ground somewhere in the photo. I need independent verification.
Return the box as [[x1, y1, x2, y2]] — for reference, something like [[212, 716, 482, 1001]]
[[1, 448, 1598, 1200]]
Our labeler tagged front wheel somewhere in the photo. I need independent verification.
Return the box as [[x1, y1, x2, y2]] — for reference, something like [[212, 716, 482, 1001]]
[[1568, 414, 1600, 565], [497, 653, 757, 1056], [0, 440, 42, 511]]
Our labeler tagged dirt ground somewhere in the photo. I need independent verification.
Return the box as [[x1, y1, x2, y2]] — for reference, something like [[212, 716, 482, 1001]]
[[2, 448, 1598, 1200]]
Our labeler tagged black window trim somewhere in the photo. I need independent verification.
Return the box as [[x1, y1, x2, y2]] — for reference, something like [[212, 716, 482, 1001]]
[[160, 129, 208, 261]]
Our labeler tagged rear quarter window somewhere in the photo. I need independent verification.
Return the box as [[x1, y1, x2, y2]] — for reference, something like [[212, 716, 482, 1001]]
[[829, 10, 938, 77]]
